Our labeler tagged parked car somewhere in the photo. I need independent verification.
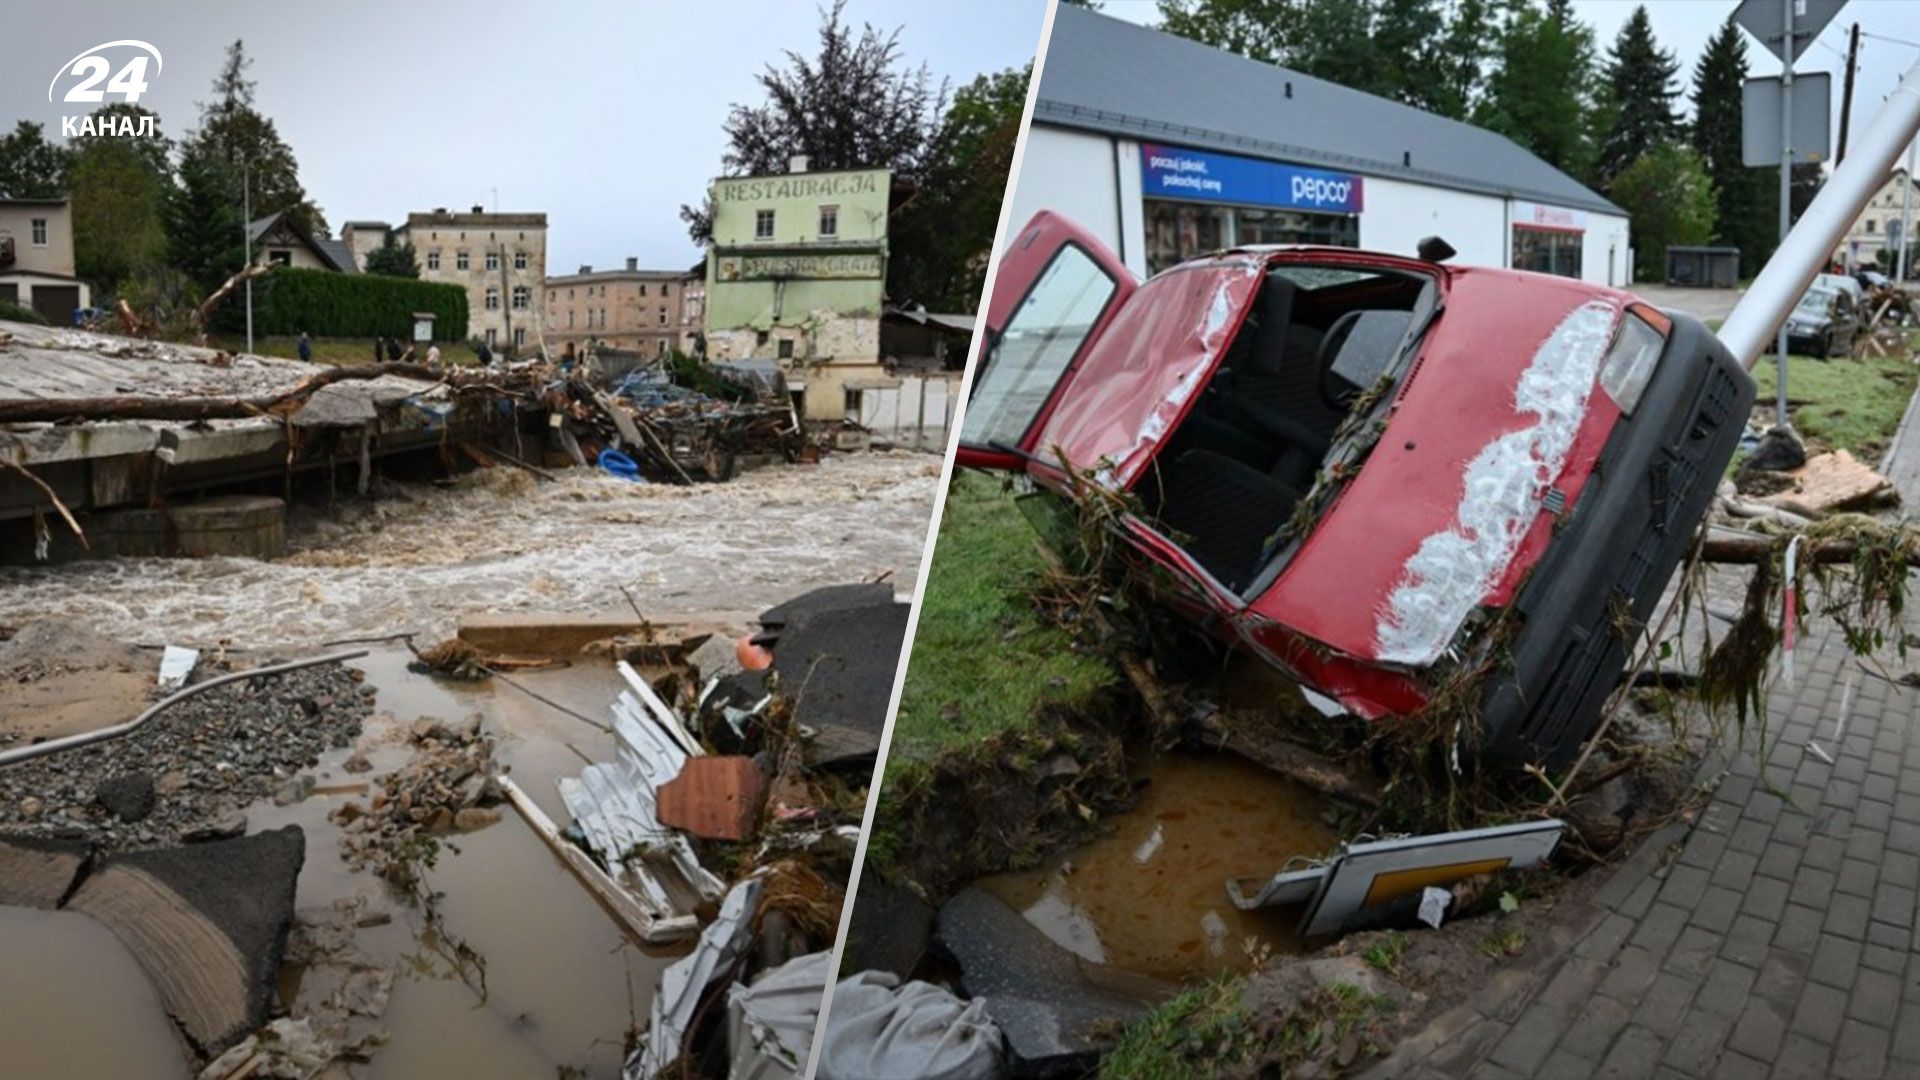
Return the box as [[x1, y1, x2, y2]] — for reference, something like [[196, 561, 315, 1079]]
[[1813, 271, 1866, 309], [1785, 284, 1862, 358], [1856, 268, 1892, 291], [962, 212, 1754, 767]]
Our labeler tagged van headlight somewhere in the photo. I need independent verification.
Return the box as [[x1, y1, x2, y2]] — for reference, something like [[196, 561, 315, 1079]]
[[1598, 313, 1664, 415]]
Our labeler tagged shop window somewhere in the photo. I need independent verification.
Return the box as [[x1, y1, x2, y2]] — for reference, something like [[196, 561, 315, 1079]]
[[1512, 226, 1584, 279]]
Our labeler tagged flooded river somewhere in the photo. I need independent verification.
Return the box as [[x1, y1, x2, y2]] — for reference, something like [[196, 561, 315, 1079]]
[[0, 452, 940, 647], [977, 752, 1339, 982]]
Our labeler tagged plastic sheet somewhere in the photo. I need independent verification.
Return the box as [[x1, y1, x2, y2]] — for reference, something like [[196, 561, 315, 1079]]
[[819, 971, 1004, 1080]]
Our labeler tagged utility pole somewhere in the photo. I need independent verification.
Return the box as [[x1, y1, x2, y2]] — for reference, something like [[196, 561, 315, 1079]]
[[1900, 139, 1916, 284], [242, 159, 254, 355], [1838, 23, 1860, 164], [498, 241, 513, 357], [1774, 0, 1794, 433]]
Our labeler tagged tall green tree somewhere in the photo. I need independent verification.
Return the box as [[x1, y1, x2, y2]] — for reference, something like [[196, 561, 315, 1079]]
[[1610, 140, 1717, 280], [682, 1, 946, 244], [70, 139, 171, 291], [166, 150, 245, 292], [363, 234, 420, 278], [1689, 17, 1775, 272], [890, 66, 1031, 312], [182, 40, 325, 235], [1475, 0, 1599, 180], [1595, 5, 1681, 189], [1155, 0, 1490, 121], [0, 121, 73, 199]]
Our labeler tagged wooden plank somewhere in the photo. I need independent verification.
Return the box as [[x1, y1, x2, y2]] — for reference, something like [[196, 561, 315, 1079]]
[[500, 776, 700, 944]]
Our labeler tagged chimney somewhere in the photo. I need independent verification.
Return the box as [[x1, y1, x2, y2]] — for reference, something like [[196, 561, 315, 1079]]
[[471, 204, 485, 214], [789, 154, 809, 174], [434, 207, 447, 215], [626, 257, 638, 272], [579, 264, 592, 275]]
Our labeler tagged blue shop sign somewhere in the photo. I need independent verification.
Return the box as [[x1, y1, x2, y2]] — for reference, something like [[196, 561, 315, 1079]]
[[1141, 143, 1364, 214]]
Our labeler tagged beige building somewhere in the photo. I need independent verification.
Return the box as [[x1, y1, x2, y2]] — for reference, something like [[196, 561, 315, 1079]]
[[1837, 168, 1920, 272], [679, 270, 706, 354], [342, 206, 549, 350], [0, 198, 90, 323], [543, 259, 687, 358]]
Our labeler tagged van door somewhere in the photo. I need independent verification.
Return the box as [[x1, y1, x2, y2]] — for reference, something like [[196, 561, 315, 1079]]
[[955, 211, 1136, 472]]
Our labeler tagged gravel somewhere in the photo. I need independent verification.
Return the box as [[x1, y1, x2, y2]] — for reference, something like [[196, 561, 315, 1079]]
[[0, 661, 373, 849]]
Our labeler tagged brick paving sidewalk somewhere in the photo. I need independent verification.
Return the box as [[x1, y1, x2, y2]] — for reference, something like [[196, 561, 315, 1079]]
[[1375, 388, 1920, 1079]]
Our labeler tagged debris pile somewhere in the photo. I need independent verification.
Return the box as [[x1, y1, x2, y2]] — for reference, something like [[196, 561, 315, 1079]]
[[331, 714, 508, 892]]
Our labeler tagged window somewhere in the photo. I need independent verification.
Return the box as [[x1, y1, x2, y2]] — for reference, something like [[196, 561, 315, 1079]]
[[427, 250, 441, 271], [514, 327, 526, 347], [819, 205, 838, 237], [456, 251, 470, 271], [962, 243, 1120, 449], [486, 251, 500, 271], [659, 306, 669, 326], [777, 338, 795, 359], [268, 249, 292, 266], [514, 251, 527, 270], [1511, 226, 1584, 279], [486, 328, 497, 346], [512, 285, 530, 310], [756, 330, 770, 347], [30, 218, 47, 246], [639, 284, 648, 297], [568, 310, 575, 329], [755, 209, 775, 239], [844, 388, 864, 417], [1868, 219, 1878, 234], [568, 287, 575, 299], [485, 287, 500, 310]]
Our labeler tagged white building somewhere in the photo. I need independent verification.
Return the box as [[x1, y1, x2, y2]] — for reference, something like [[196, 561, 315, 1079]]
[[1834, 167, 1919, 272], [1012, 6, 1632, 286]]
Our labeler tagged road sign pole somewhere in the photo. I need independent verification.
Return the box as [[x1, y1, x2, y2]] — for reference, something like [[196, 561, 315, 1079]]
[[1775, 0, 1794, 430], [1900, 139, 1915, 284]]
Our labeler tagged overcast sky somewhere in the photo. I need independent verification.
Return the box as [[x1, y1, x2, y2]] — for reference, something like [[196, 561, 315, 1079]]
[[1100, 0, 1920, 168], [6, 1, 1047, 273]]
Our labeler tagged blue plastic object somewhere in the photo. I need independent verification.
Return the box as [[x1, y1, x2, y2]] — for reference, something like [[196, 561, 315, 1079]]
[[598, 448, 645, 482]]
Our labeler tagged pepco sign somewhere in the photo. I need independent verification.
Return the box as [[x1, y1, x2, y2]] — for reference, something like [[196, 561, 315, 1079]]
[[1141, 143, 1364, 214]]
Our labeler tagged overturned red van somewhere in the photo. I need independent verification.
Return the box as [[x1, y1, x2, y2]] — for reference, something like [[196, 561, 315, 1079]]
[[960, 212, 1755, 767]]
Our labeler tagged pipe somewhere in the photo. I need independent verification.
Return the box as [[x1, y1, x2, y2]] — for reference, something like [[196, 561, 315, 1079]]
[[0, 649, 369, 768], [1720, 55, 1920, 369]]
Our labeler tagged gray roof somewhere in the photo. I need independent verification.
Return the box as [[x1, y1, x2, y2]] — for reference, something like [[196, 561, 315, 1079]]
[[1038, 5, 1622, 217], [247, 211, 356, 272]]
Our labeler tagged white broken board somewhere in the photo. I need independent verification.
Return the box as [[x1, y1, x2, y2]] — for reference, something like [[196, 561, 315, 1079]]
[[1298, 819, 1563, 937]]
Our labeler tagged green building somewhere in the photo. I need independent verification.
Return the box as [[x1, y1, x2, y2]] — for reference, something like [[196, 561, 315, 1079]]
[[704, 162, 891, 423]]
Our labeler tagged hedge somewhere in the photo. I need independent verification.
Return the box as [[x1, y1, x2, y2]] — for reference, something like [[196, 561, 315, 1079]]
[[215, 266, 468, 341]]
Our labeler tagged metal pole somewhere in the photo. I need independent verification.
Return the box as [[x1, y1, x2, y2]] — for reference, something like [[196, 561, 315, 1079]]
[[1899, 140, 1916, 284], [1773, 0, 1795, 428], [1720, 55, 1920, 367], [242, 160, 254, 354]]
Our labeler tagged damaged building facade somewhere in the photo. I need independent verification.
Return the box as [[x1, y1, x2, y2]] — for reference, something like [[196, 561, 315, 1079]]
[[704, 163, 890, 424]]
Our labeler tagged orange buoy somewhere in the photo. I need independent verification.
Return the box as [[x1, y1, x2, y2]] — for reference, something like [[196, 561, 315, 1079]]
[[736, 635, 773, 671]]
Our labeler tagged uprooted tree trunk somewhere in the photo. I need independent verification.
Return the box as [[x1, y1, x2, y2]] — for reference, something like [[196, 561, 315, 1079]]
[[0, 362, 449, 424], [190, 264, 270, 346]]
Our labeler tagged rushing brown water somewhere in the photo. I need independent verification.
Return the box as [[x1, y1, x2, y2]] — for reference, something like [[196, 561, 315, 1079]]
[[977, 752, 1340, 982], [0, 647, 683, 1079]]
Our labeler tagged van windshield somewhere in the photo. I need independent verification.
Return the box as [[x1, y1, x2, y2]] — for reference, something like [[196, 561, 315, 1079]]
[[962, 244, 1118, 452]]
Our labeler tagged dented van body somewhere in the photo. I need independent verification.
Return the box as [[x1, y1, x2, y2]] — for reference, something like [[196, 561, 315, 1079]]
[[962, 212, 1755, 767]]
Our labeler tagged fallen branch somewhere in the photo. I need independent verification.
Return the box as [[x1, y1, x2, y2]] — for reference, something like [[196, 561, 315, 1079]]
[[0, 458, 88, 550], [0, 361, 448, 424], [1701, 533, 1895, 566], [189, 264, 270, 344]]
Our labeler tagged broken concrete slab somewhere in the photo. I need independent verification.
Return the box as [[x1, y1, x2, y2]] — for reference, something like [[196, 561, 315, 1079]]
[[0, 833, 90, 909], [757, 583, 896, 636], [66, 825, 305, 1055], [658, 756, 764, 841], [456, 611, 740, 657], [840, 874, 935, 982], [771, 600, 910, 769], [935, 886, 1165, 1077]]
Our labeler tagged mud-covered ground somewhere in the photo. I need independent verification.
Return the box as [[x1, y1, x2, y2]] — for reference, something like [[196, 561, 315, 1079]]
[[0, 451, 940, 648]]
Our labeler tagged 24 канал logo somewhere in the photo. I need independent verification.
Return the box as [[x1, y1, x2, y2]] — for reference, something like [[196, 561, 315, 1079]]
[[48, 39, 163, 137]]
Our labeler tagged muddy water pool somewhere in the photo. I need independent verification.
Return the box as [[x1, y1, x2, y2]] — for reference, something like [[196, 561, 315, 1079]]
[[976, 752, 1340, 982], [0, 648, 685, 1079]]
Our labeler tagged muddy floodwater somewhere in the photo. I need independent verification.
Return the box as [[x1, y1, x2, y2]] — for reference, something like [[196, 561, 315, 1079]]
[[1, 648, 679, 1078], [977, 752, 1340, 982], [0, 452, 939, 646]]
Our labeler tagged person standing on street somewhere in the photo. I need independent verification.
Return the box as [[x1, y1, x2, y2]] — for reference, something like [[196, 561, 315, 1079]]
[[297, 332, 312, 363]]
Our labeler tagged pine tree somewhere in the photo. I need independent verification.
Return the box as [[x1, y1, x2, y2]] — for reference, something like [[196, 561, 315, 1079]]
[[1476, 0, 1598, 180], [363, 235, 420, 278], [167, 150, 246, 292], [183, 40, 325, 235], [1689, 18, 1776, 271], [1596, 5, 1681, 189]]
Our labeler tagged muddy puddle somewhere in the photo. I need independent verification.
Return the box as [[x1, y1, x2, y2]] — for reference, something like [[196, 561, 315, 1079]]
[[0, 646, 681, 1078], [977, 752, 1339, 982], [0, 452, 939, 647]]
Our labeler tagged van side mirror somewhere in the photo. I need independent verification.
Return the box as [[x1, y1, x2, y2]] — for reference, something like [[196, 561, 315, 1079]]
[[1417, 236, 1456, 263]]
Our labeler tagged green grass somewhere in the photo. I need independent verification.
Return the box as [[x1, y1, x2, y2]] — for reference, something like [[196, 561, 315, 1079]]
[[206, 334, 482, 367], [1749, 348, 1919, 461], [1103, 976, 1256, 1080], [889, 471, 1117, 765]]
